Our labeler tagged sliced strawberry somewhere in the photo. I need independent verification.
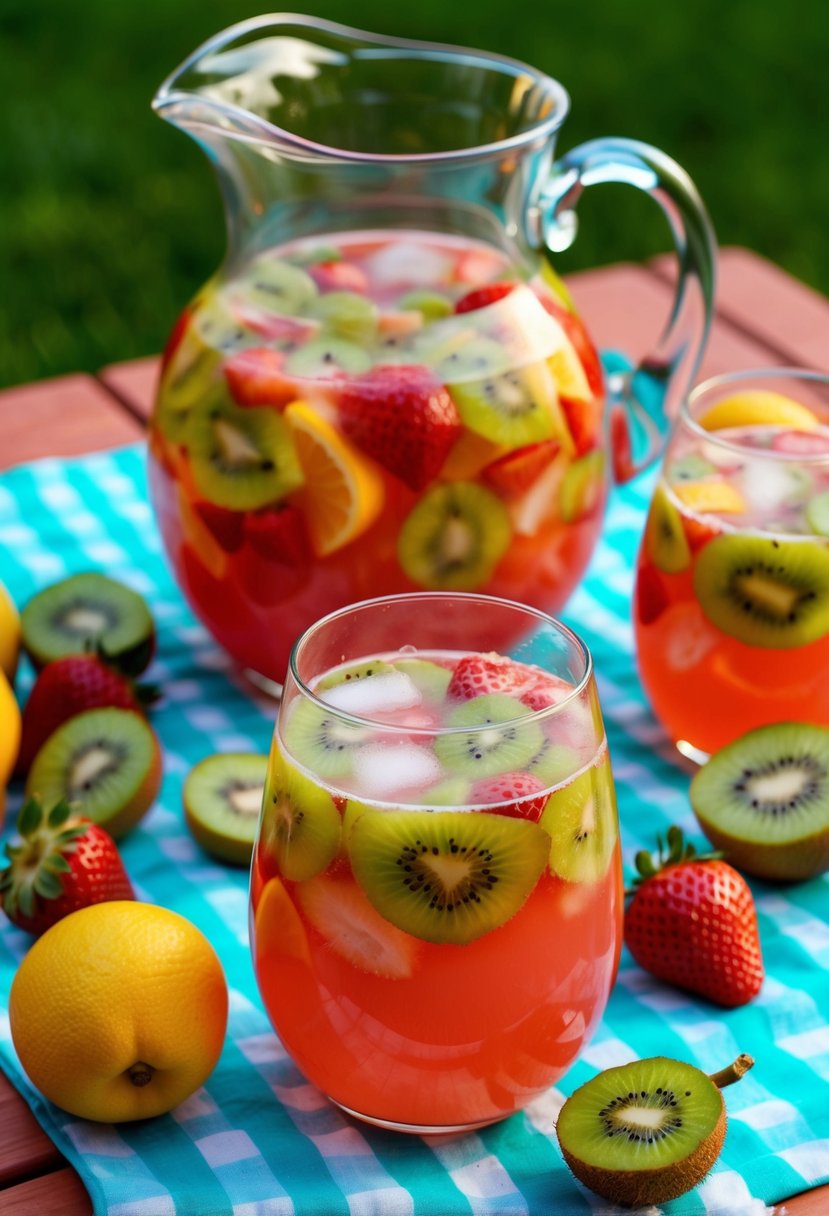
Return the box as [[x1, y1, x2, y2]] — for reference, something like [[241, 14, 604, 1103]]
[[539, 296, 604, 398], [455, 282, 517, 314], [561, 395, 601, 457], [447, 652, 538, 701], [337, 364, 461, 491], [610, 403, 635, 482], [238, 505, 312, 604], [309, 260, 369, 294], [771, 429, 829, 455], [192, 502, 245, 553], [224, 347, 298, 408], [454, 248, 505, 284], [470, 771, 548, 820], [635, 563, 670, 626], [519, 676, 572, 711], [482, 440, 560, 499]]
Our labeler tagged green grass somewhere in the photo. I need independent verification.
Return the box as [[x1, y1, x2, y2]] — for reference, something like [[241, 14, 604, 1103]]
[[1, 0, 827, 387]]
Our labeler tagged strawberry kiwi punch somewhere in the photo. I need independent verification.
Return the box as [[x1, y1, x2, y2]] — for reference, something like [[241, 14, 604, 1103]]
[[148, 231, 607, 686], [249, 594, 622, 1132], [635, 369, 829, 759]]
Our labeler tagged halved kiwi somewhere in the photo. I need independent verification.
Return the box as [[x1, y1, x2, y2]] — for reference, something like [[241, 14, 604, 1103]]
[[21, 573, 155, 675], [348, 808, 549, 944], [693, 533, 829, 648], [541, 757, 618, 883], [281, 698, 373, 779], [434, 694, 543, 780], [393, 657, 453, 701], [397, 482, 511, 591], [690, 721, 829, 880], [187, 394, 304, 510], [556, 1054, 753, 1208], [285, 336, 371, 379], [309, 291, 378, 344], [448, 356, 557, 448], [183, 753, 267, 865], [235, 257, 319, 316], [260, 751, 341, 881], [645, 486, 691, 574], [25, 707, 161, 838]]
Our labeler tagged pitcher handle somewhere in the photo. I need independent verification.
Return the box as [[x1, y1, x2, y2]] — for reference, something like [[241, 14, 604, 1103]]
[[538, 137, 716, 482]]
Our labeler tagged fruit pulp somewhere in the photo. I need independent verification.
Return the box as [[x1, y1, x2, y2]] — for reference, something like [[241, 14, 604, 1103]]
[[635, 423, 829, 755], [250, 648, 622, 1130], [149, 231, 608, 683]]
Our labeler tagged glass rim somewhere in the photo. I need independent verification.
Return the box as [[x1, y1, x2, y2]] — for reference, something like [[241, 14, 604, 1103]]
[[680, 366, 829, 461], [154, 13, 571, 165], [286, 591, 593, 738]]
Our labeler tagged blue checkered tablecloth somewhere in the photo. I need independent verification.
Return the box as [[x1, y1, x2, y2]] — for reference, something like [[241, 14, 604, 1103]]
[[1, 441, 828, 1216]]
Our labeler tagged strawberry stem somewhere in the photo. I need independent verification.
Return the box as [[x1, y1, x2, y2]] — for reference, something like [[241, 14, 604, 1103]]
[[709, 1054, 755, 1089], [625, 825, 724, 894]]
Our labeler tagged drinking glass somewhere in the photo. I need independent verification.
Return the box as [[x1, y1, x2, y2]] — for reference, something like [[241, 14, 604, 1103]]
[[249, 592, 622, 1132], [634, 368, 829, 761]]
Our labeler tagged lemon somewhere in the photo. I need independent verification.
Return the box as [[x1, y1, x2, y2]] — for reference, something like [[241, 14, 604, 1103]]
[[9, 901, 228, 1122], [699, 391, 819, 433], [0, 580, 20, 683], [284, 400, 384, 556]]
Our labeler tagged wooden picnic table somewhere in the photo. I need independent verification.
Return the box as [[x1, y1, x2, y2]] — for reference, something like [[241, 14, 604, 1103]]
[[0, 247, 827, 1214]]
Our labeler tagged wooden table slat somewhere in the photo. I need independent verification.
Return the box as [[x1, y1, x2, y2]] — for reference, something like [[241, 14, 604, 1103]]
[[98, 356, 160, 422], [0, 1077, 61, 1187], [0, 1167, 91, 1215]]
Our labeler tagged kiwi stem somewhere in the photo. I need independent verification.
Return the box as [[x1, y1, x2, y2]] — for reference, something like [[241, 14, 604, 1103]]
[[709, 1053, 754, 1089], [127, 1062, 154, 1087]]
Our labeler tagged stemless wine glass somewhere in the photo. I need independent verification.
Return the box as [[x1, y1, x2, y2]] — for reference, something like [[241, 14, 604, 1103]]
[[249, 592, 622, 1133], [634, 368, 829, 761]]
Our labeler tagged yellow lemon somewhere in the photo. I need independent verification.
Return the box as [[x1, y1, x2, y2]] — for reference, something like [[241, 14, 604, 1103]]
[[9, 901, 228, 1122], [0, 669, 21, 813], [699, 391, 819, 432], [0, 580, 20, 684]]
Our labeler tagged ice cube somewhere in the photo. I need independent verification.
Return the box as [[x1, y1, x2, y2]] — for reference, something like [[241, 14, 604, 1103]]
[[353, 742, 442, 798], [364, 241, 454, 288], [319, 672, 422, 717], [739, 459, 795, 513]]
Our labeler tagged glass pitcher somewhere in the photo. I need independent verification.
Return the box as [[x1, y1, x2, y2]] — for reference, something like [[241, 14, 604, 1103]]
[[149, 14, 715, 687]]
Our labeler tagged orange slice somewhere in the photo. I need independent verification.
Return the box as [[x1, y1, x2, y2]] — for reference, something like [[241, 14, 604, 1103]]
[[547, 340, 592, 404], [284, 401, 383, 556], [673, 480, 746, 514], [699, 391, 818, 432]]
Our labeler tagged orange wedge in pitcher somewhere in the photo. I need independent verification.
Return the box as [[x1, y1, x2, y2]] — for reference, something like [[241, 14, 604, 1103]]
[[284, 401, 384, 556]]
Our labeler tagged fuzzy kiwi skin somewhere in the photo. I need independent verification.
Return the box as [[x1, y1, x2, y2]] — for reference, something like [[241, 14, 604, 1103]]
[[557, 1061, 726, 1208], [692, 811, 829, 882], [559, 1114, 725, 1208]]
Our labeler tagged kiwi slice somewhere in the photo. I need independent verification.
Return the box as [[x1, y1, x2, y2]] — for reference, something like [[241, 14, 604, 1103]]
[[420, 776, 473, 806], [25, 707, 161, 839], [349, 808, 549, 944], [260, 751, 341, 881], [236, 257, 318, 316], [556, 1054, 753, 1208], [644, 486, 691, 574], [527, 740, 580, 787], [806, 490, 829, 536], [281, 697, 373, 779], [397, 482, 511, 591], [187, 394, 304, 510], [21, 573, 155, 675], [668, 453, 717, 483], [435, 694, 544, 779], [690, 721, 829, 880], [309, 291, 378, 344], [541, 759, 617, 883], [693, 533, 829, 648], [285, 336, 371, 379], [398, 289, 453, 321], [448, 358, 557, 448], [316, 659, 395, 691], [157, 299, 248, 442], [559, 450, 606, 523], [183, 753, 267, 866], [392, 658, 453, 701]]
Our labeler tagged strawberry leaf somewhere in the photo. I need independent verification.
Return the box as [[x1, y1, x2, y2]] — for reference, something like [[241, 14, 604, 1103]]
[[48, 800, 73, 828], [46, 855, 72, 874], [17, 798, 43, 837], [33, 869, 64, 900], [17, 884, 35, 918]]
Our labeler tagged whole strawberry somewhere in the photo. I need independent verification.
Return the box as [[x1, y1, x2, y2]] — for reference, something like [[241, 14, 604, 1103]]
[[625, 826, 764, 1008], [336, 364, 461, 490], [0, 799, 134, 935], [16, 653, 154, 775]]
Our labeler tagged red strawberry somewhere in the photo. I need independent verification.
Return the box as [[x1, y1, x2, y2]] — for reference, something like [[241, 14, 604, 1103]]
[[771, 430, 829, 455], [610, 403, 635, 482], [337, 364, 461, 490], [455, 282, 517, 314], [624, 827, 764, 1008], [192, 502, 245, 553], [160, 306, 192, 374], [482, 440, 560, 499], [635, 564, 669, 626], [238, 505, 312, 604], [519, 676, 572, 711], [539, 297, 605, 398], [470, 772, 548, 820], [447, 652, 569, 711], [16, 654, 152, 775], [224, 347, 297, 408], [560, 395, 601, 457], [0, 799, 134, 936], [309, 260, 369, 294]]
